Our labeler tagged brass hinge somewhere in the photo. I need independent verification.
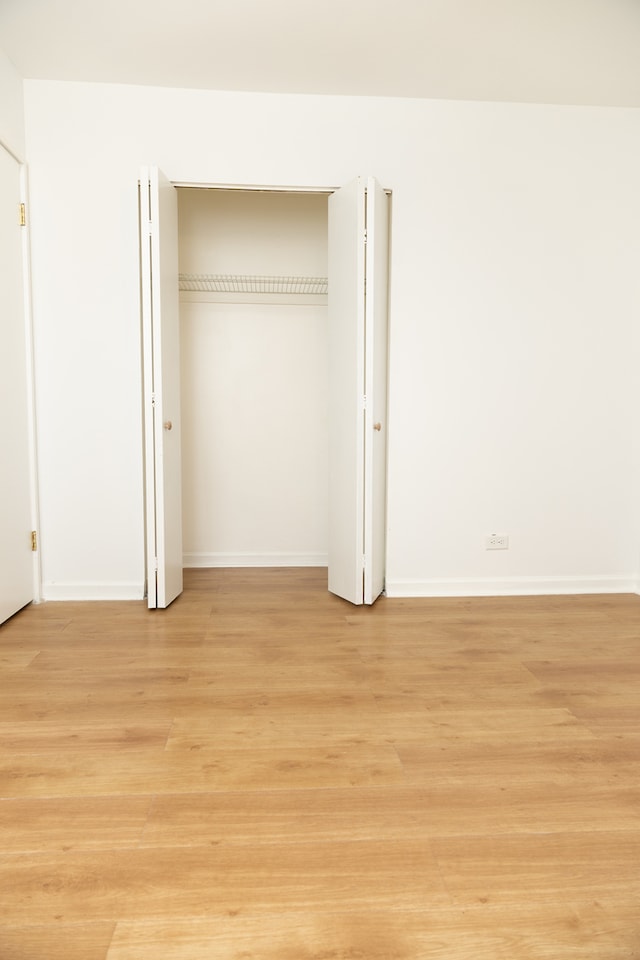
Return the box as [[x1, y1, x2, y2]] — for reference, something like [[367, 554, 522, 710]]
[[19, 203, 26, 227], [31, 530, 37, 551]]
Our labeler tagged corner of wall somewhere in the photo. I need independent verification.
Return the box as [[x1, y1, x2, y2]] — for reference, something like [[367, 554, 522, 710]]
[[0, 48, 25, 159]]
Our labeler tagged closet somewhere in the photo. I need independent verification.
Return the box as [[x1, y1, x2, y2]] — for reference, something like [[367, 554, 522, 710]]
[[140, 169, 389, 609], [176, 188, 330, 568]]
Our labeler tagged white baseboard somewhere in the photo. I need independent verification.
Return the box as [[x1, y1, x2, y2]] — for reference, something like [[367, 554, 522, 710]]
[[42, 582, 145, 601], [385, 575, 640, 598], [38, 573, 640, 601], [183, 552, 328, 568]]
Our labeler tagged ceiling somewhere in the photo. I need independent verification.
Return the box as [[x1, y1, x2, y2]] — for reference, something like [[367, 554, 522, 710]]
[[2, 0, 640, 107]]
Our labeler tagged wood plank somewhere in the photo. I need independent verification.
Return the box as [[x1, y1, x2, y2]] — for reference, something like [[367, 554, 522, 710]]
[[0, 797, 152, 852], [141, 781, 640, 847], [569, 704, 640, 739], [0, 721, 171, 754], [0, 841, 449, 923], [106, 902, 640, 960], [0, 923, 114, 960], [374, 705, 596, 743], [0, 649, 41, 668], [432, 831, 640, 905], [394, 737, 640, 785], [0, 743, 405, 797], [164, 704, 387, 749]]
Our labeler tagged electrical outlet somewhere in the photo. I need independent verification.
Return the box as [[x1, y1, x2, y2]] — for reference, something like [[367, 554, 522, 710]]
[[486, 534, 509, 550]]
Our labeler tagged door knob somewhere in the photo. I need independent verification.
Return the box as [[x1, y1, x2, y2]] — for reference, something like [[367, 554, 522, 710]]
[[163, 420, 173, 431], [373, 422, 382, 432]]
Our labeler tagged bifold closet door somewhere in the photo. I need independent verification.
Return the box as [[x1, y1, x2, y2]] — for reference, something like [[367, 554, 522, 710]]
[[0, 145, 33, 624], [327, 176, 389, 606], [139, 169, 388, 609], [139, 167, 183, 609]]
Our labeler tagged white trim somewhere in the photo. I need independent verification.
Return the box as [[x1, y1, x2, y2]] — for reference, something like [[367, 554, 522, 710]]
[[42, 582, 145, 601], [19, 163, 42, 603], [172, 181, 336, 194], [385, 575, 640, 598], [172, 181, 390, 195], [184, 552, 328, 568], [139, 166, 157, 609]]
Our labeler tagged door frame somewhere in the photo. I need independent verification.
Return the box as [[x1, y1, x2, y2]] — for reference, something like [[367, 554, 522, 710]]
[[0, 139, 42, 615], [141, 173, 391, 606], [20, 162, 42, 604]]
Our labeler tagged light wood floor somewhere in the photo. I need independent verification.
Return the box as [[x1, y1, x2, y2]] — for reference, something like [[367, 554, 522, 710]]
[[1, 568, 640, 959]]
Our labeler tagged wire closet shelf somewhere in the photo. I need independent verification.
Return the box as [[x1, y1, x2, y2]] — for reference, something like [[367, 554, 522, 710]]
[[179, 274, 328, 296]]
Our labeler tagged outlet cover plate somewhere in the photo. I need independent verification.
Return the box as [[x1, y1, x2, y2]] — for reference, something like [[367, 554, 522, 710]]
[[486, 534, 509, 550]]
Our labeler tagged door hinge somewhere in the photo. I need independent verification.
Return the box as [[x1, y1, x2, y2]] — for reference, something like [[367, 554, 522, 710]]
[[154, 557, 159, 572], [362, 554, 367, 569], [19, 203, 26, 227], [364, 228, 367, 244], [31, 530, 38, 551]]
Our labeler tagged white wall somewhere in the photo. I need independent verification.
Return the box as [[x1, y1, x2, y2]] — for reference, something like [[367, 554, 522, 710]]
[[0, 48, 24, 159], [178, 189, 328, 567], [22, 79, 640, 599], [178, 188, 328, 276]]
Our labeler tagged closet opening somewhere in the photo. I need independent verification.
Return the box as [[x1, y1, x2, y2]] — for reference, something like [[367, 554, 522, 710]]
[[176, 187, 331, 571], [140, 169, 389, 608]]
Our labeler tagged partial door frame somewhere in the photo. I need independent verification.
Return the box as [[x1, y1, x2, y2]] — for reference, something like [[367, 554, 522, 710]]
[[0, 139, 41, 621]]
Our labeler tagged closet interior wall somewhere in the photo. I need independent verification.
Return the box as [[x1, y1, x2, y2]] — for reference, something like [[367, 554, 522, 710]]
[[177, 188, 329, 568]]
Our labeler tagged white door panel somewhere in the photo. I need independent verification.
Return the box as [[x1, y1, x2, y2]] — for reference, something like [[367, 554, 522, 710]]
[[364, 177, 389, 604], [327, 178, 366, 604], [139, 167, 183, 609], [0, 146, 33, 624], [327, 177, 389, 606]]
